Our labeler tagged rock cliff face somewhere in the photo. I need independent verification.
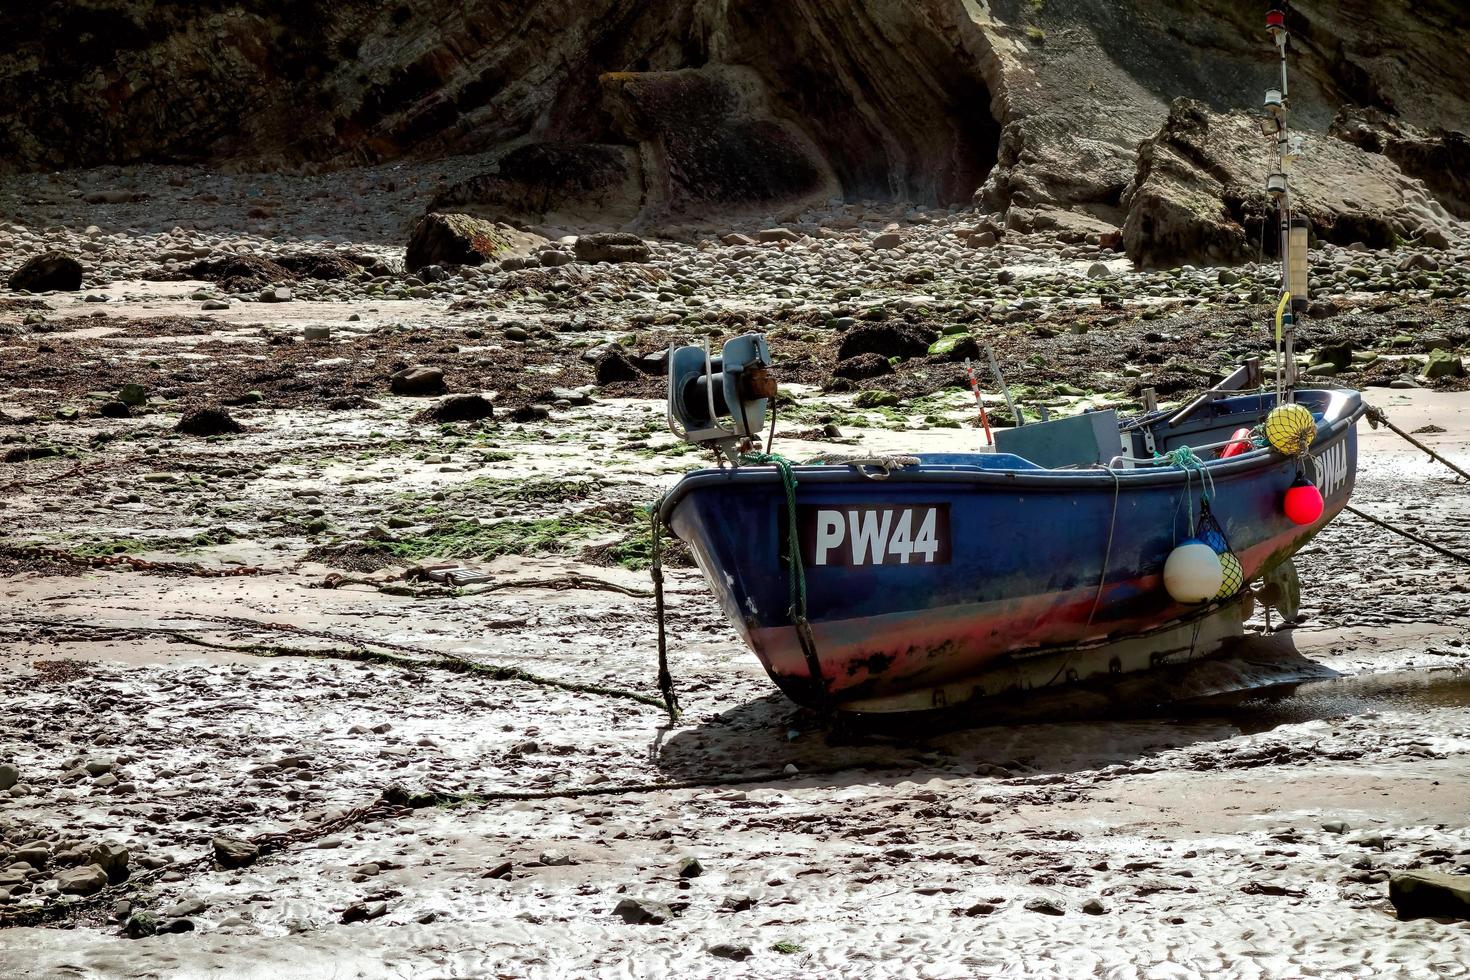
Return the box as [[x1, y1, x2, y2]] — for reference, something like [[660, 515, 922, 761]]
[[2, 1, 1467, 257]]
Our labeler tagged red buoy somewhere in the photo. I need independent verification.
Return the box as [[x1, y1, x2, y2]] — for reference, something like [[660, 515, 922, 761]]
[[1219, 427, 1254, 459], [1283, 478, 1324, 525]]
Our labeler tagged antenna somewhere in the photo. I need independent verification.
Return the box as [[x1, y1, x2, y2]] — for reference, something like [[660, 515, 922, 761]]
[[1262, 2, 1307, 400]]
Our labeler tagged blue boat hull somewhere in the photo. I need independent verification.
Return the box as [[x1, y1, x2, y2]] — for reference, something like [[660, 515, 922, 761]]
[[661, 390, 1363, 710]]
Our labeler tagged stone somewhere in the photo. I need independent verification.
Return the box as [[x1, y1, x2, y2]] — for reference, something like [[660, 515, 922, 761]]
[[1087, 262, 1110, 278], [176, 406, 244, 436], [258, 285, 292, 303], [1425, 349, 1465, 380], [0, 764, 16, 791], [721, 894, 755, 912], [1390, 871, 1470, 920], [854, 390, 899, 408], [539, 249, 574, 267], [123, 912, 158, 938], [594, 350, 642, 385], [341, 901, 388, 924], [90, 843, 129, 884], [968, 231, 998, 248], [548, 387, 591, 405], [303, 325, 331, 341], [159, 917, 196, 934], [1311, 343, 1354, 370], [1081, 898, 1108, 914], [574, 233, 650, 264], [406, 213, 507, 271], [56, 864, 108, 896], [1217, 269, 1242, 286], [708, 944, 754, 961], [1024, 897, 1065, 915], [212, 836, 259, 869], [417, 393, 493, 422], [757, 228, 801, 244], [678, 857, 704, 878], [613, 898, 674, 925], [201, 299, 231, 310], [8, 252, 83, 292], [163, 897, 209, 918], [539, 851, 574, 867], [84, 758, 114, 776], [872, 232, 903, 249], [390, 366, 447, 396], [1322, 820, 1351, 834], [927, 334, 980, 361], [721, 233, 757, 246]]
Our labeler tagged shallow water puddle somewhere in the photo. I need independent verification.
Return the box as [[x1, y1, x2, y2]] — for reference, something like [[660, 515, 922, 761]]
[[1183, 666, 1470, 734]]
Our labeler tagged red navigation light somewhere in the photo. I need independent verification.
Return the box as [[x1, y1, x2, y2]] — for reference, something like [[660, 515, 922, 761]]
[[1266, 10, 1286, 28]]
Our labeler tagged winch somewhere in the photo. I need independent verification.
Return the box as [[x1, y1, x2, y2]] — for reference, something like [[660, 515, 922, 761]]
[[666, 333, 776, 461]]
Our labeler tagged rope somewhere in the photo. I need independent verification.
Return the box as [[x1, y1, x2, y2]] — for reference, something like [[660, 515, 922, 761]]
[[1087, 466, 1122, 625], [1342, 505, 1470, 568], [740, 452, 831, 716], [9, 617, 670, 710], [650, 504, 680, 720], [1365, 404, 1470, 483], [1160, 446, 1215, 538]]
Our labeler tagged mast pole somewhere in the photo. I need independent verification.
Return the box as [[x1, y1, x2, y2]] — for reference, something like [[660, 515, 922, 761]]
[[1264, 2, 1301, 399]]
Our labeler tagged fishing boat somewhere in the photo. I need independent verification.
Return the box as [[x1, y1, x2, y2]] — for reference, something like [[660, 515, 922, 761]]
[[651, 2, 1363, 717]]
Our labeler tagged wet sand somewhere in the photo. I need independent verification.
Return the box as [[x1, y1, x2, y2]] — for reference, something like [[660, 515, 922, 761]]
[[1, 178, 1469, 976]]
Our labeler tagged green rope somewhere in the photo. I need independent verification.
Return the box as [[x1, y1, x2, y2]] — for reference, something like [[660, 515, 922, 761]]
[[741, 452, 808, 618], [741, 452, 830, 714], [1157, 445, 1215, 538]]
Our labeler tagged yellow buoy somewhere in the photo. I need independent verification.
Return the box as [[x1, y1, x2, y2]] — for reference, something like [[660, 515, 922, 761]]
[[1264, 403, 1315, 455], [1215, 552, 1244, 600]]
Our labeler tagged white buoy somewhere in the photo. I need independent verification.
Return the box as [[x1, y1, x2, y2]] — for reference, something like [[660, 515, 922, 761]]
[[1164, 539, 1224, 603]]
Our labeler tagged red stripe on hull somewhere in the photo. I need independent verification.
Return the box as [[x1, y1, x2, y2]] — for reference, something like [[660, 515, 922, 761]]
[[747, 507, 1337, 702]]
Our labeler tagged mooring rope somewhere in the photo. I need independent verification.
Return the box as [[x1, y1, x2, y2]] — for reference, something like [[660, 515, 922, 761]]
[[1365, 404, 1470, 483], [650, 502, 680, 721], [740, 452, 831, 717], [1087, 465, 1122, 625], [1342, 505, 1470, 568]]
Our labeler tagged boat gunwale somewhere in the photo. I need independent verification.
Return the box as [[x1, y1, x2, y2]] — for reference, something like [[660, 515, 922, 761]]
[[658, 391, 1364, 523]]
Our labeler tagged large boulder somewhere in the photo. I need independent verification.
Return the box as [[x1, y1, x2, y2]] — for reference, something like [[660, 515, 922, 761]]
[[390, 366, 447, 396], [574, 233, 650, 264], [56, 864, 108, 896], [405, 214, 508, 272], [1331, 106, 1470, 222], [1390, 871, 1470, 920], [8, 252, 83, 292], [1122, 98, 1467, 269], [212, 835, 259, 869]]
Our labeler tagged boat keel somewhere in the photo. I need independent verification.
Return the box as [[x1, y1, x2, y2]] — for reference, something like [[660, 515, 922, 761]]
[[836, 598, 1249, 715]]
